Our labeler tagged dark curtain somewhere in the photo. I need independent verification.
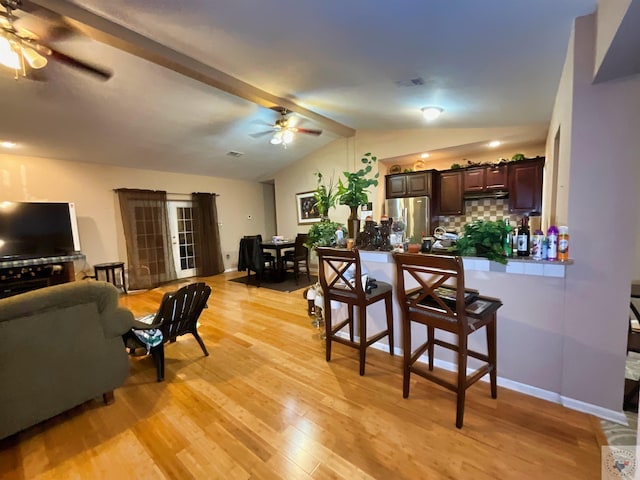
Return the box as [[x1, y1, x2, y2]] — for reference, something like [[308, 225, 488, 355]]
[[116, 189, 177, 289], [192, 192, 225, 277]]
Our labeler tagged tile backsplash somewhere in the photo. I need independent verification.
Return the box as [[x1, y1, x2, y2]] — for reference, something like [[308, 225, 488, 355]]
[[436, 198, 511, 234]]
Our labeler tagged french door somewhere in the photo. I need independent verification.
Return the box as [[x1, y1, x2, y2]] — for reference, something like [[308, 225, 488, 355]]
[[167, 200, 197, 279]]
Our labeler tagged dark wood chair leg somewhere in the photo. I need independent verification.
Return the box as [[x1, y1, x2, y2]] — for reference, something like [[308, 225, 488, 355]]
[[102, 390, 115, 405], [192, 331, 209, 356], [359, 305, 367, 376], [385, 294, 394, 355], [456, 335, 468, 429], [348, 304, 355, 342], [403, 316, 412, 398], [487, 317, 498, 399], [427, 326, 435, 371], [325, 299, 333, 362], [151, 343, 165, 382]]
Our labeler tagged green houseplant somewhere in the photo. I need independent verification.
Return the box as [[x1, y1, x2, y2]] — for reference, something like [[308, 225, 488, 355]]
[[312, 171, 339, 219], [449, 219, 510, 264], [305, 220, 345, 250], [336, 152, 379, 238]]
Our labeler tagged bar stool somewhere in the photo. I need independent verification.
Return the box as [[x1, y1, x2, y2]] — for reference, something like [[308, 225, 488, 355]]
[[394, 253, 502, 428], [316, 247, 394, 376], [94, 262, 127, 294]]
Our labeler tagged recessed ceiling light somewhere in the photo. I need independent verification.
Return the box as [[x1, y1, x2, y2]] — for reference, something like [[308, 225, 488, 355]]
[[420, 153, 430, 159], [488, 140, 501, 148], [1, 141, 16, 149], [421, 106, 443, 121]]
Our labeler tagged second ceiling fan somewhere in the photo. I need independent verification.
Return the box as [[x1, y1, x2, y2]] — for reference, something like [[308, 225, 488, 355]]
[[253, 107, 323, 146]]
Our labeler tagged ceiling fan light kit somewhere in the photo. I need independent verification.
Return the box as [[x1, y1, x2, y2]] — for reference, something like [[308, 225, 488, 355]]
[[0, 0, 111, 80], [421, 106, 444, 121], [252, 106, 322, 147]]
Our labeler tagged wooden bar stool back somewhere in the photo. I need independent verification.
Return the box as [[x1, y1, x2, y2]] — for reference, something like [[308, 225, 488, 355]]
[[394, 253, 502, 428], [316, 247, 394, 376]]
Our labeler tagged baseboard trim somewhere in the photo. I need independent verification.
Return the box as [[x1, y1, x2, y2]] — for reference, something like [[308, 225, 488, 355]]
[[350, 335, 627, 423], [560, 396, 628, 425]]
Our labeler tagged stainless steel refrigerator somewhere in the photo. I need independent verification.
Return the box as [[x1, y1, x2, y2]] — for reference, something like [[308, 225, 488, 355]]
[[385, 196, 431, 241]]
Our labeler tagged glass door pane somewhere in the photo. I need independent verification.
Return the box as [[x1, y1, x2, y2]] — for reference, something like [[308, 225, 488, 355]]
[[168, 200, 196, 279]]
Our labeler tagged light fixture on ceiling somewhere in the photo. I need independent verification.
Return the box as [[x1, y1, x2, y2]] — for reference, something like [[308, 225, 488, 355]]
[[488, 140, 502, 148], [421, 106, 444, 121], [420, 153, 430, 159], [1, 140, 16, 148], [0, 4, 48, 79], [269, 122, 295, 146]]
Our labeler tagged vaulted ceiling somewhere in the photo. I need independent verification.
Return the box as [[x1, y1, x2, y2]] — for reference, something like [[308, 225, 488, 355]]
[[0, 0, 596, 181]]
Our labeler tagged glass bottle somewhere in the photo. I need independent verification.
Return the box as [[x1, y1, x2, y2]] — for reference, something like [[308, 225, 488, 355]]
[[503, 217, 512, 257], [517, 216, 530, 257]]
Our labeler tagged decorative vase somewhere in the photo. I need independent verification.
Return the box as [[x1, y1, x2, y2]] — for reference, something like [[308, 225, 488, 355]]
[[347, 205, 360, 239]]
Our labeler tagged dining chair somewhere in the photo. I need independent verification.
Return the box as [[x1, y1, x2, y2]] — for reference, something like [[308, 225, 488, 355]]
[[238, 236, 273, 286], [283, 233, 310, 284], [394, 253, 502, 428], [316, 247, 394, 375]]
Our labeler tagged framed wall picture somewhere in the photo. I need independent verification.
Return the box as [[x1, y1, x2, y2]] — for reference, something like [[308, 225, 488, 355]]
[[296, 191, 321, 224]]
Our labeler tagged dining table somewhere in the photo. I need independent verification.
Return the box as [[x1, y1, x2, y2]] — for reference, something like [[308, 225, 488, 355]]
[[260, 240, 295, 281]]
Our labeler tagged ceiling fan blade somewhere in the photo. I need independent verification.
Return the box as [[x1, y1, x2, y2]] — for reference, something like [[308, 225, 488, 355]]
[[293, 127, 323, 136], [46, 45, 112, 80], [249, 130, 275, 138]]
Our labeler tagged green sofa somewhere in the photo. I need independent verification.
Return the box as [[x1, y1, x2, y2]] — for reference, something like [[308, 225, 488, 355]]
[[0, 281, 134, 439]]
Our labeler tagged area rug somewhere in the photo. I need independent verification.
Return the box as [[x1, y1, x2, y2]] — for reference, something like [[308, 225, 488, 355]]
[[229, 272, 317, 293], [601, 412, 638, 446]]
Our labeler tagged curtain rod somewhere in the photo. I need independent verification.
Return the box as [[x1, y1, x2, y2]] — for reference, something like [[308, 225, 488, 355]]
[[113, 189, 219, 196]]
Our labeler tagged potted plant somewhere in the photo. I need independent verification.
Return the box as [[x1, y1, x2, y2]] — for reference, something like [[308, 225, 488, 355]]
[[407, 235, 421, 253], [336, 152, 379, 238], [449, 219, 509, 264], [305, 220, 345, 250], [312, 171, 338, 220]]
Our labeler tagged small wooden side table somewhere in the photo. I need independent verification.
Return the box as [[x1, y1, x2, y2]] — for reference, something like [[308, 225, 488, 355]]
[[94, 262, 127, 294]]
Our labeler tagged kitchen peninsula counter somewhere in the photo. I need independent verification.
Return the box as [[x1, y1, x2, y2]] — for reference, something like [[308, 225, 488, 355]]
[[359, 250, 573, 278], [343, 249, 576, 413]]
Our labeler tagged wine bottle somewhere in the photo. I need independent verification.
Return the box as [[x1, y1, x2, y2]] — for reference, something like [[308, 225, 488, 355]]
[[517, 216, 530, 257]]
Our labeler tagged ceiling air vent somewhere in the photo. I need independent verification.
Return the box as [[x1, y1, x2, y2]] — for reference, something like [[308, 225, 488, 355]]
[[226, 151, 244, 157], [395, 77, 425, 88]]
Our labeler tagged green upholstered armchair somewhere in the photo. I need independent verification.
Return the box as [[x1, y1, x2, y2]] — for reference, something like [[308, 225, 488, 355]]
[[0, 281, 134, 439]]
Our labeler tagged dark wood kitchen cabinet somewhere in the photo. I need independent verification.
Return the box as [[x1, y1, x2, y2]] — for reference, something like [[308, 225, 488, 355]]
[[508, 157, 544, 214], [464, 165, 507, 192], [438, 170, 464, 215], [485, 165, 508, 189], [385, 171, 433, 198]]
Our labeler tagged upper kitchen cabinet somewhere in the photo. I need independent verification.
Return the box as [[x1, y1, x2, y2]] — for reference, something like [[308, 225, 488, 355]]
[[438, 170, 464, 215], [464, 165, 507, 192], [508, 157, 544, 214], [385, 171, 433, 198]]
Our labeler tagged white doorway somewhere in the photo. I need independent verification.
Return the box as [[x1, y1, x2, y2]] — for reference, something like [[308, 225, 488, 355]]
[[167, 200, 197, 279]]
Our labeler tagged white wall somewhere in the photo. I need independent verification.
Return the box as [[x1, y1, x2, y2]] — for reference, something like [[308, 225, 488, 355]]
[[549, 13, 640, 410], [0, 154, 272, 275]]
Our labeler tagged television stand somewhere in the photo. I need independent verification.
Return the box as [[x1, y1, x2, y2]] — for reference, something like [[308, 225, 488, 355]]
[[0, 254, 85, 299]]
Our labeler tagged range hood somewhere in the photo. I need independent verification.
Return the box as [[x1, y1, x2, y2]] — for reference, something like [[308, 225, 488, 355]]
[[463, 190, 509, 200]]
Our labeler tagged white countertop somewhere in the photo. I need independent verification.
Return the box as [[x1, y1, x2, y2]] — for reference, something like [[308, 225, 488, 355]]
[[358, 250, 571, 278]]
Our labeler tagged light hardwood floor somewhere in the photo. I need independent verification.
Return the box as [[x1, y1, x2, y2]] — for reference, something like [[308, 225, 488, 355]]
[[0, 272, 605, 479]]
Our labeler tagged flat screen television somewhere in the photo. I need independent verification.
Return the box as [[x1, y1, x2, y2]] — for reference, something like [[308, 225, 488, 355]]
[[0, 202, 81, 260]]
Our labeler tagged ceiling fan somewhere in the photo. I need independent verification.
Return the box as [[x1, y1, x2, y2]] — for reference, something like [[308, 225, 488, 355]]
[[251, 107, 323, 146], [0, 0, 111, 80]]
